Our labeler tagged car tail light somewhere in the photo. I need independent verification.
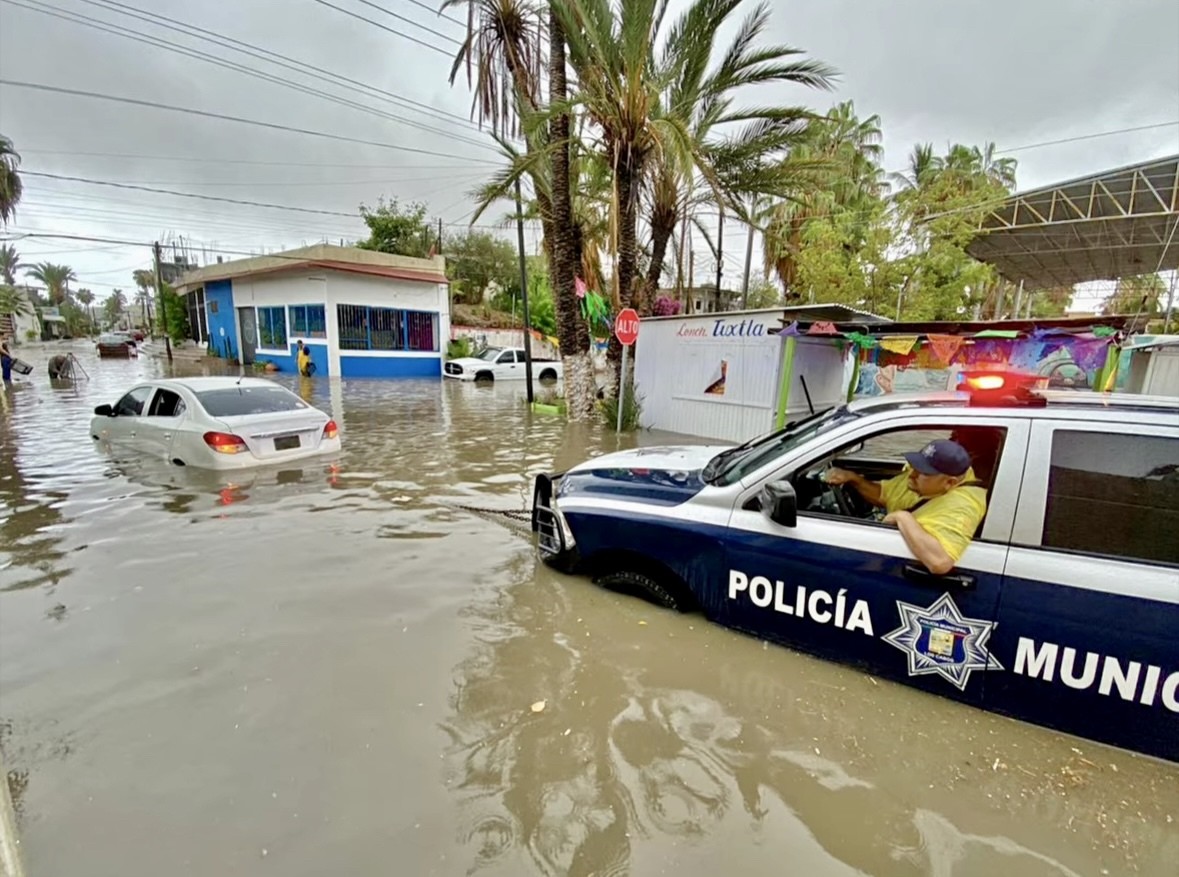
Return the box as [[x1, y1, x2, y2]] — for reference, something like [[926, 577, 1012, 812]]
[[322, 420, 339, 440], [203, 431, 248, 454]]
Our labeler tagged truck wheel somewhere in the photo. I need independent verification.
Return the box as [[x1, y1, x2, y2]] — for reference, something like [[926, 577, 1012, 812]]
[[538, 368, 558, 383], [474, 371, 494, 383], [593, 570, 688, 612]]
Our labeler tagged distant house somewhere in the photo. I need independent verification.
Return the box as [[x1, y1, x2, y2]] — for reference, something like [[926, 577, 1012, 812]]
[[0, 286, 46, 341], [173, 245, 450, 378], [658, 284, 744, 315]]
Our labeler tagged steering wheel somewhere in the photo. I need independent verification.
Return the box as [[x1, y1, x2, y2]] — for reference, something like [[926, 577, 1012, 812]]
[[801, 470, 856, 517]]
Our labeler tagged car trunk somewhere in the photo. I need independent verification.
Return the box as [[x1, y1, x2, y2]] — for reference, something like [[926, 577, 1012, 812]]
[[215, 411, 327, 459]]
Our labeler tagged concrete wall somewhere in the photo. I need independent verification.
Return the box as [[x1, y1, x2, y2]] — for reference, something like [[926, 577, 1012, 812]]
[[450, 325, 560, 360]]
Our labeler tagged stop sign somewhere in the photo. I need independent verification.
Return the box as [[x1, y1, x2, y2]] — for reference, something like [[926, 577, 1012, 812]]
[[614, 308, 640, 346]]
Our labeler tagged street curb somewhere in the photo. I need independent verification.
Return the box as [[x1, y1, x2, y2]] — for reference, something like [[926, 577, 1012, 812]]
[[0, 752, 25, 877]]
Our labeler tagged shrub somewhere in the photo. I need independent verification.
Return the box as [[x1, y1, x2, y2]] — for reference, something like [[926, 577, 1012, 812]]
[[598, 386, 643, 431], [447, 337, 473, 360]]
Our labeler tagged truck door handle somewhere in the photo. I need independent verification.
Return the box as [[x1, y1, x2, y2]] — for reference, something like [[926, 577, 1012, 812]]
[[903, 563, 976, 590]]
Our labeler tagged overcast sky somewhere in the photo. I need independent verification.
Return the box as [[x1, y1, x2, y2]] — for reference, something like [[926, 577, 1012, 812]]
[[1, 0, 1177, 309]]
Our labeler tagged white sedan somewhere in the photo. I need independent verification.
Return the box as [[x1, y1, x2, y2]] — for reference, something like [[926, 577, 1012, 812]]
[[90, 377, 341, 470]]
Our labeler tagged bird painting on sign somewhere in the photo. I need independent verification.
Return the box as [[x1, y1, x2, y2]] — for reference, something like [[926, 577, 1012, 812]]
[[704, 360, 728, 395]]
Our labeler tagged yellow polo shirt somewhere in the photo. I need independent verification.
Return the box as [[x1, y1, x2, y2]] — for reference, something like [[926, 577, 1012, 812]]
[[879, 467, 987, 563]]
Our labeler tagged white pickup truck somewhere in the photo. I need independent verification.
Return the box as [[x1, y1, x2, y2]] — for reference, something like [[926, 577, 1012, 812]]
[[444, 346, 563, 383]]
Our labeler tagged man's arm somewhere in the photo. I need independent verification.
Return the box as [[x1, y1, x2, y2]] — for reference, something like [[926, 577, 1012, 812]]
[[825, 468, 885, 507], [883, 510, 956, 574]]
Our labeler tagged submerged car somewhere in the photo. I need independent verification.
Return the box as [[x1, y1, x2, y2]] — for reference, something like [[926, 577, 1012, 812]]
[[531, 377, 1179, 762], [90, 377, 340, 469]]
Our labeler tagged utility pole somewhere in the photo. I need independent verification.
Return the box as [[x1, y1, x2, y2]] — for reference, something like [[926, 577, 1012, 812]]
[[514, 179, 534, 403], [1011, 279, 1024, 320], [687, 245, 695, 314], [436, 217, 443, 256], [740, 217, 754, 310], [715, 207, 724, 311], [153, 241, 173, 363]]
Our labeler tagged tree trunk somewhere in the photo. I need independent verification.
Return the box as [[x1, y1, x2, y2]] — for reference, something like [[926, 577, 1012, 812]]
[[605, 157, 641, 395], [547, 8, 596, 421], [639, 200, 676, 314]]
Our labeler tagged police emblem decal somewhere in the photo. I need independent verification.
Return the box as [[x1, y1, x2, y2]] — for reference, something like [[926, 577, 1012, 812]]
[[881, 592, 1003, 690]]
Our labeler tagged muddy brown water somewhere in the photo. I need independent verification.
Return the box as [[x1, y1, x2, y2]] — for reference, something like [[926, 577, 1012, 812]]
[[1, 342, 1175, 877]]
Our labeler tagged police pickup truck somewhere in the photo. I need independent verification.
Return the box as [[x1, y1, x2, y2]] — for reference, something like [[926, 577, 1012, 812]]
[[531, 377, 1179, 762]]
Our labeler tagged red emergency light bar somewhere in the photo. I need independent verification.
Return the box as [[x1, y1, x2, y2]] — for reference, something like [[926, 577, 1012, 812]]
[[958, 371, 1048, 407]]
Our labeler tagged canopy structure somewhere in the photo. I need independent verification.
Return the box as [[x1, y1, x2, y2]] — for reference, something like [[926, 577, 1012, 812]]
[[966, 155, 1179, 288]]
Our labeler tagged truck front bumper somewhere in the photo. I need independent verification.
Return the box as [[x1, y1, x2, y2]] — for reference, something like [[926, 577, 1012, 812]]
[[531, 473, 579, 572]]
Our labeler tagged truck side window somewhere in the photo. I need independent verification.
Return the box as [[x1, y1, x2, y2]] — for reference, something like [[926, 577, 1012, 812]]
[[1042, 430, 1178, 565]]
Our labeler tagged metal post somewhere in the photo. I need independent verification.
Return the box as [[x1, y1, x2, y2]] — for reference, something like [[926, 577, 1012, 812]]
[[616, 343, 628, 432], [687, 246, 694, 314], [153, 241, 172, 363], [740, 218, 754, 310], [1163, 271, 1177, 335], [514, 179, 534, 403], [1011, 280, 1024, 320]]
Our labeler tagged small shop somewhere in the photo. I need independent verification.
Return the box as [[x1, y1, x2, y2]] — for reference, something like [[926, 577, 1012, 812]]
[[633, 305, 887, 442], [636, 308, 1134, 443]]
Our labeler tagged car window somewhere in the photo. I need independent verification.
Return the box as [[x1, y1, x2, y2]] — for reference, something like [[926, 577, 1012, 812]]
[[148, 389, 186, 418], [1042, 430, 1178, 565], [709, 407, 858, 486], [195, 386, 308, 417], [476, 347, 502, 362], [114, 387, 152, 417], [497, 351, 514, 364]]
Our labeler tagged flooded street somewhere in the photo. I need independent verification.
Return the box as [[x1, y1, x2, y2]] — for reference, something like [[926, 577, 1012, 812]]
[[1, 342, 1176, 877]]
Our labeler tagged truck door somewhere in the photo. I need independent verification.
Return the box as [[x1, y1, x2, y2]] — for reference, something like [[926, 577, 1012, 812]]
[[984, 420, 1179, 761], [722, 416, 1028, 708]]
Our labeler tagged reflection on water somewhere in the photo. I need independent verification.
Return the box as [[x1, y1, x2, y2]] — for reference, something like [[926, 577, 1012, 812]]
[[0, 342, 1176, 877]]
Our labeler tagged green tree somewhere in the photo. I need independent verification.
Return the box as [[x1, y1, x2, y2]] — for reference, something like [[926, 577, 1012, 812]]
[[157, 283, 190, 344], [0, 243, 21, 284], [1102, 273, 1166, 317], [445, 230, 519, 304], [26, 262, 77, 305], [0, 283, 33, 324], [0, 134, 22, 226], [74, 288, 95, 334], [356, 197, 433, 257], [102, 288, 127, 327]]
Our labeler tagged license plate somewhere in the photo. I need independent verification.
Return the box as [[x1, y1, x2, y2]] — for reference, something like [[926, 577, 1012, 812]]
[[274, 434, 301, 451]]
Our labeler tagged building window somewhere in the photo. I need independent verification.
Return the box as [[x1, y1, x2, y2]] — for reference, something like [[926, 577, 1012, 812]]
[[336, 304, 438, 352], [257, 306, 287, 349], [1042, 430, 1178, 565], [290, 304, 326, 339]]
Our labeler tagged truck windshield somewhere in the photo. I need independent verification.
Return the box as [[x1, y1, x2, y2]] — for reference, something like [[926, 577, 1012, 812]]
[[476, 347, 503, 361], [703, 406, 858, 486]]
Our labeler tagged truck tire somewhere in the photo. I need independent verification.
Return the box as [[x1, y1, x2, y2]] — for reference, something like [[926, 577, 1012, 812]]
[[538, 368, 558, 383], [593, 570, 688, 612], [474, 370, 494, 383]]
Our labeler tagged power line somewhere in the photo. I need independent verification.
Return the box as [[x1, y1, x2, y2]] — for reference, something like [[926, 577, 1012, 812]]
[[17, 149, 484, 170], [405, 0, 468, 29], [339, 0, 463, 45], [309, 0, 454, 56], [996, 121, 1179, 155], [76, 0, 479, 129], [0, 79, 499, 163], [2, 0, 497, 152]]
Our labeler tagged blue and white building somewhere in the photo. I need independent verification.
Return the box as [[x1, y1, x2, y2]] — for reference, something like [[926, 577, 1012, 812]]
[[174, 245, 450, 378]]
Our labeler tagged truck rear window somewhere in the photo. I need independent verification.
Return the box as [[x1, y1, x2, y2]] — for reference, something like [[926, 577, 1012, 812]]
[[196, 387, 308, 417]]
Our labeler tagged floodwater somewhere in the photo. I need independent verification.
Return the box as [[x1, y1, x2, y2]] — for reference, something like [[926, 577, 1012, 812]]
[[1, 342, 1176, 877]]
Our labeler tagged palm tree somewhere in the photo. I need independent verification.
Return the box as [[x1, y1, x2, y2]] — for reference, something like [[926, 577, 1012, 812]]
[[0, 243, 21, 285], [102, 288, 127, 328], [0, 134, 22, 226], [0, 284, 33, 333], [26, 262, 77, 306], [74, 288, 95, 334], [558, 0, 834, 376]]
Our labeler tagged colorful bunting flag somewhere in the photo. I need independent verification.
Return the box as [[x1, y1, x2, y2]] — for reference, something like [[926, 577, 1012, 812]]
[[879, 335, 919, 355], [926, 334, 964, 365]]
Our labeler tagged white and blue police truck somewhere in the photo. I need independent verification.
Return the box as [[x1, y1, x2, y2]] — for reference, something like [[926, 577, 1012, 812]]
[[531, 380, 1178, 762]]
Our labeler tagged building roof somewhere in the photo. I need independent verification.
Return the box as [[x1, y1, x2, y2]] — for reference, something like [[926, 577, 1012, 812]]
[[643, 302, 890, 323], [173, 244, 448, 290], [966, 154, 1179, 287], [769, 314, 1132, 338]]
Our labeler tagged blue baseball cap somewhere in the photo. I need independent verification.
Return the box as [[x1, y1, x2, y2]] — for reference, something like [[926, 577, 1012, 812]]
[[904, 439, 971, 477]]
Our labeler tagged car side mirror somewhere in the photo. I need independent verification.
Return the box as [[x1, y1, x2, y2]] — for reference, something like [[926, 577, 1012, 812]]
[[94, 404, 114, 417], [760, 480, 797, 528]]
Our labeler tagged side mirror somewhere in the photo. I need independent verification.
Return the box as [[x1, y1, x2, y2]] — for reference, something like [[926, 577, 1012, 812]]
[[94, 404, 114, 417], [760, 480, 797, 528]]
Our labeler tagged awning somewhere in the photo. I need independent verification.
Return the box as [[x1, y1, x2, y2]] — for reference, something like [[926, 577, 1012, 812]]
[[966, 155, 1179, 287]]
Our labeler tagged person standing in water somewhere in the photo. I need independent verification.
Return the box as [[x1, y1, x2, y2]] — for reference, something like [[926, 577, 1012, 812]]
[[296, 339, 314, 376], [0, 335, 13, 384]]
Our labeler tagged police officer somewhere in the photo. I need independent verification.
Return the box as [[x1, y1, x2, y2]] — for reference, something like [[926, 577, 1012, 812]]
[[826, 439, 986, 574]]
